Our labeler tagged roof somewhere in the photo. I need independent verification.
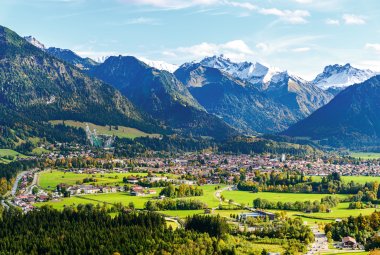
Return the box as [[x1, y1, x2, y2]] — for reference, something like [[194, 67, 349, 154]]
[[342, 236, 356, 243]]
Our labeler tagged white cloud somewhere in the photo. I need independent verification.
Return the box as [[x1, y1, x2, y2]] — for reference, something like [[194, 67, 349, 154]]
[[120, 0, 310, 24], [365, 43, 380, 54], [259, 8, 310, 24], [343, 14, 366, 25], [325, 18, 340, 25], [293, 0, 314, 3], [164, 40, 254, 62], [292, 47, 310, 52], [255, 35, 322, 54], [355, 60, 380, 72], [126, 17, 160, 25], [119, 0, 220, 9], [224, 1, 257, 11]]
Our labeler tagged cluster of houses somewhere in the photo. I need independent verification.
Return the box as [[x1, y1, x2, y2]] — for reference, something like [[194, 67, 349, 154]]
[[17, 172, 35, 194], [66, 185, 118, 195], [130, 185, 157, 196], [13, 191, 51, 213]]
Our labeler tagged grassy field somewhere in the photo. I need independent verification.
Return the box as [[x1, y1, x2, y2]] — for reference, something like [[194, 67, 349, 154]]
[[297, 202, 379, 220], [34, 196, 105, 210], [322, 252, 368, 255], [225, 235, 284, 254], [36, 184, 224, 214], [221, 191, 348, 207], [50, 120, 160, 139], [35, 190, 161, 210], [311, 175, 380, 184], [195, 184, 225, 208], [31, 147, 50, 155], [350, 152, 380, 159], [220, 191, 380, 223], [38, 170, 151, 190], [0, 149, 28, 163]]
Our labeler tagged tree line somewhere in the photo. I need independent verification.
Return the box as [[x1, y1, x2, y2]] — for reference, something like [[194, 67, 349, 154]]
[[252, 196, 340, 213], [145, 199, 207, 211], [159, 184, 203, 198]]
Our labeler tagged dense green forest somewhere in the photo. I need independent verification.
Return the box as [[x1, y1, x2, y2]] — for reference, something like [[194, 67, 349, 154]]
[[0, 206, 236, 255], [113, 136, 320, 157], [0, 204, 315, 254]]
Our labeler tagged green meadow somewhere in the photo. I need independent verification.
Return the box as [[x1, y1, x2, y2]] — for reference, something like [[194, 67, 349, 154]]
[[221, 190, 348, 207], [50, 120, 160, 139], [38, 170, 151, 190], [350, 152, 380, 159], [222, 190, 380, 223], [35, 191, 160, 210], [36, 184, 223, 213], [0, 149, 28, 164], [311, 175, 380, 184], [296, 202, 380, 220]]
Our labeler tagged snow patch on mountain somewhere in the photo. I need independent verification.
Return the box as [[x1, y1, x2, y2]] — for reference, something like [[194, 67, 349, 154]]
[[24, 36, 46, 50], [138, 57, 178, 73], [313, 63, 377, 90], [198, 55, 285, 85]]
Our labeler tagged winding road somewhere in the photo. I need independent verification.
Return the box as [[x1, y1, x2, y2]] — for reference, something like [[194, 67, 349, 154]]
[[11, 171, 28, 196]]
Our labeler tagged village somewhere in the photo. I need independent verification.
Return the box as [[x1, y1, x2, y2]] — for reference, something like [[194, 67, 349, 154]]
[[10, 151, 380, 213]]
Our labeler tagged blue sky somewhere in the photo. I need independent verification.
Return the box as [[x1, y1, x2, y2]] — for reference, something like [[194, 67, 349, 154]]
[[1, 0, 380, 79]]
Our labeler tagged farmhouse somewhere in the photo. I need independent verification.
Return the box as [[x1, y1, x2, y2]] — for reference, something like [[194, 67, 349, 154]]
[[126, 176, 139, 184], [240, 210, 276, 221], [342, 236, 357, 248], [147, 176, 167, 182], [130, 186, 145, 196], [100, 186, 117, 193]]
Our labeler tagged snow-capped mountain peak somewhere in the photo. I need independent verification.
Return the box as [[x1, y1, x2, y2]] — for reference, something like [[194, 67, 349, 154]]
[[313, 63, 377, 90], [198, 55, 284, 85], [24, 36, 46, 50], [138, 57, 178, 73]]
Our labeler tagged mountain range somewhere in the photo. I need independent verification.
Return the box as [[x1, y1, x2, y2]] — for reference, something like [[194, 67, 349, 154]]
[[1, 25, 379, 148], [175, 56, 333, 134], [284, 75, 380, 148], [87, 56, 237, 139], [312, 63, 377, 94], [0, 26, 159, 138]]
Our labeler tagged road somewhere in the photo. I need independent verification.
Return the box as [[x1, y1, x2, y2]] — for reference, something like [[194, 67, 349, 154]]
[[26, 171, 39, 195], [11, 171, 28, 196], [305, 226, 328, 255], [1, 200, 9, 209]]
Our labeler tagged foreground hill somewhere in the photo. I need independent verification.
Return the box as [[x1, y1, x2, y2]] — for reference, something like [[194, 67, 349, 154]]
[[0, 25, 160, 138], [88, 56, 238, 139], [284, 76, 380, 148]]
